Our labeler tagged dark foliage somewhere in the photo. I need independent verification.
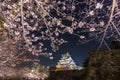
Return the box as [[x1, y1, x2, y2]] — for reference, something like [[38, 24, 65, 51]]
[[46, 69, 86, 80], [110, 41, 120, 49], [85, 49, 120, 80]]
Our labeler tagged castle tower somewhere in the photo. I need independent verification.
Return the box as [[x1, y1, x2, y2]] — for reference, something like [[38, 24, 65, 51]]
[[56, 52, 77, 70]]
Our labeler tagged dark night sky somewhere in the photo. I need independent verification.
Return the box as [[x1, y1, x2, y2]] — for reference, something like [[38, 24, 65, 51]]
[[38, 0, 113, 67], [39, 33, 109, 67]]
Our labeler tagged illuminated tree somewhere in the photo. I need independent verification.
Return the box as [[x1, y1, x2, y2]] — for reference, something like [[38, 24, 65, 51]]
[[0, 31, 33, 77], [0, 0, 120, 58]]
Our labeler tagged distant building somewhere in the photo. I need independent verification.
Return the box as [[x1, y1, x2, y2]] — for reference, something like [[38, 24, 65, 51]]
[[56, 52, 77, 70], [76, 66, 84, 70]]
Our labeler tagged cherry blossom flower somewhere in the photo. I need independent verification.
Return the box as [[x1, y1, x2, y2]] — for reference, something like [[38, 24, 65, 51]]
[[89, 27, 96, 32], [49, 53, 52, 56], [80, 35, 85, 39], [55, 32, 59, 36], [72, 6, 75, 10], [100, 21, 105, 26], [14, 31, 20, 36], [66, 27, 73, 34], [89, 10, 94, 16], [62, 6, 66, 10], [78, 22, 84, 28], [49, 56, 54, 60], [96, 3, 103, 9]]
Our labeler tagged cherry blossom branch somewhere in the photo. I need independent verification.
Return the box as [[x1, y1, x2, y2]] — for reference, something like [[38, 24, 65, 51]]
[[103, 40, 111, 51], [97, 0, 116, 51], [20, 0, 27, 42], [1, 0, 120, 58], [110, 21, 120, 36]]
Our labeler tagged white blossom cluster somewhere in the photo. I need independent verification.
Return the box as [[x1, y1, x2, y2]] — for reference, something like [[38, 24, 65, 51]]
[[0, 0, 120, 57]]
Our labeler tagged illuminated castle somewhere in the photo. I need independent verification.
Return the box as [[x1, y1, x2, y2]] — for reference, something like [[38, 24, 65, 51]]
[[56, 52, 77, 70]]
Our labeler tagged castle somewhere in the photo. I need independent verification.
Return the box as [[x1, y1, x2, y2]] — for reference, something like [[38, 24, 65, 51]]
[[56, 52, 77, 70]]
